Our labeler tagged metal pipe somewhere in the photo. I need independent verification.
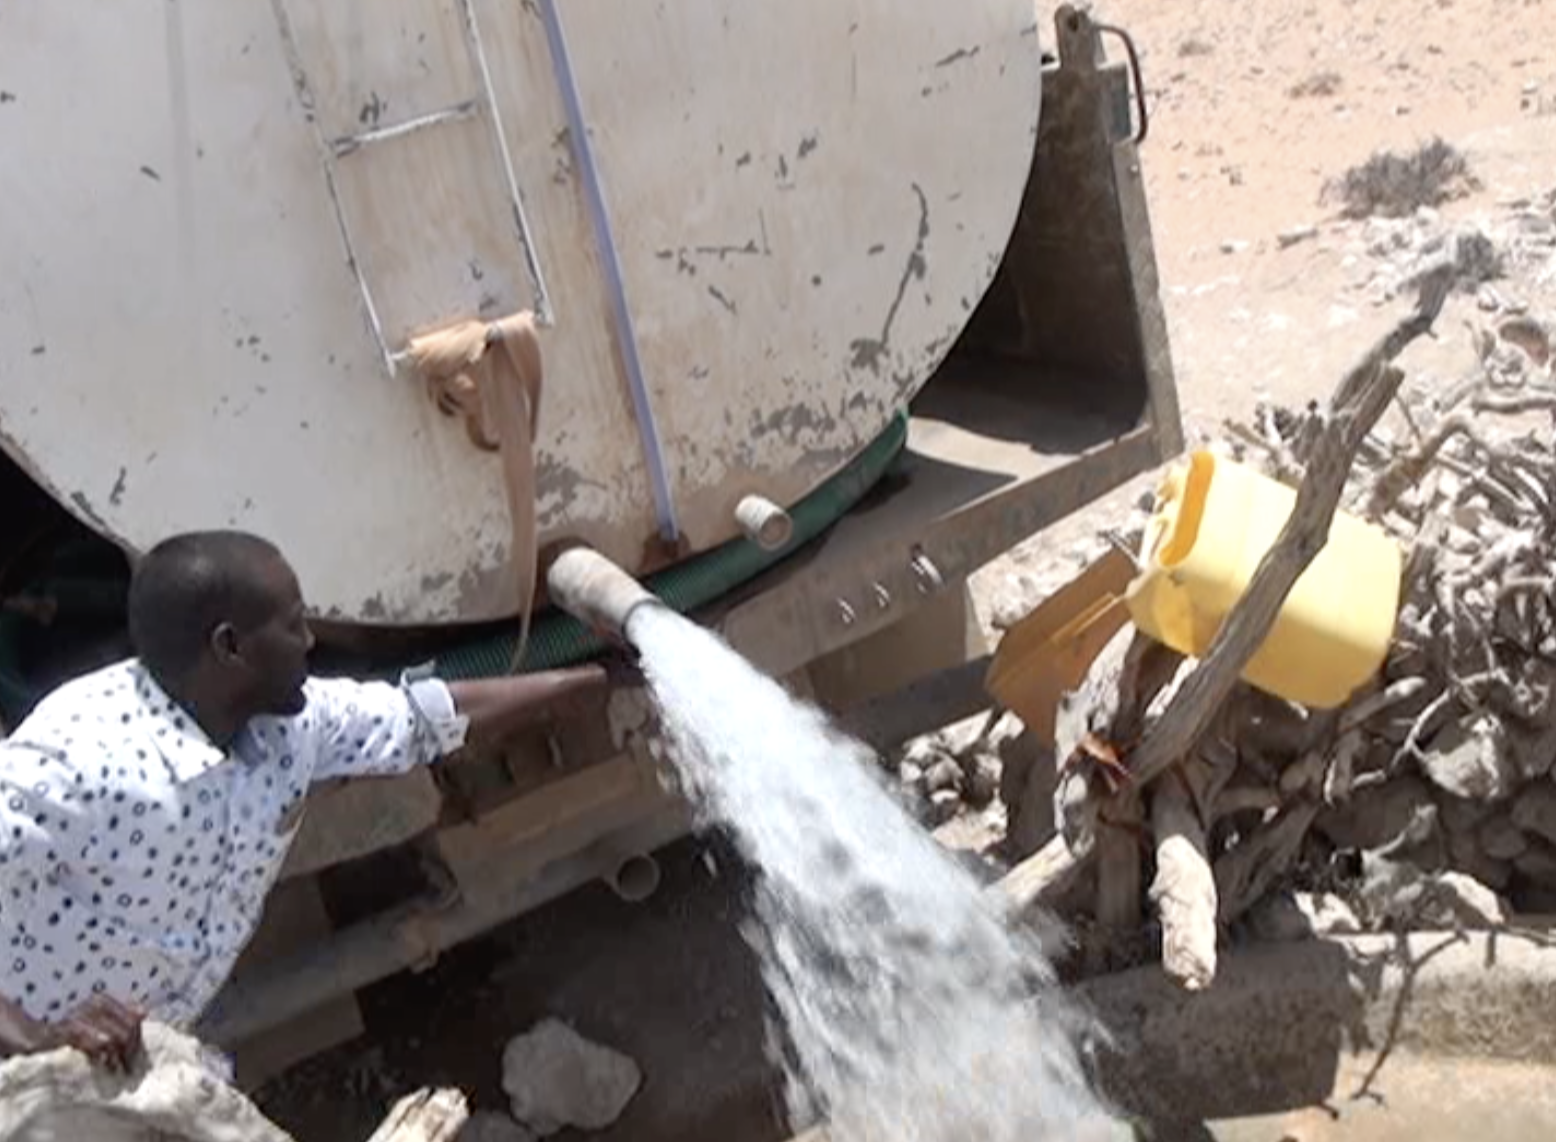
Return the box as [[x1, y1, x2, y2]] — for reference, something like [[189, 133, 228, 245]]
[[734, 495, 794, 551], [198, 805, 690, 1048], [545, 546, 666, 642], [603, 851, 661, 903]]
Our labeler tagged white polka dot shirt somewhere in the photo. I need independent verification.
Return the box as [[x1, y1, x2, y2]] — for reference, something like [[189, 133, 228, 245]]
[[0, 659, 466, 1029]]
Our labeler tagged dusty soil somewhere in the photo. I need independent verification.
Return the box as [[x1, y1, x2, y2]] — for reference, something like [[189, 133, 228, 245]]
[[256, 4, 1556, 1139]]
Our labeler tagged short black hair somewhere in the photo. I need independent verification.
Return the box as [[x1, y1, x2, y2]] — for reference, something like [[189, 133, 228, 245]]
[[126, 530, 287, 681]]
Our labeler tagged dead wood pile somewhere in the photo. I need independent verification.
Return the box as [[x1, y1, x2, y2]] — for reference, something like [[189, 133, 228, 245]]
[[999, 266, 1556, 988]]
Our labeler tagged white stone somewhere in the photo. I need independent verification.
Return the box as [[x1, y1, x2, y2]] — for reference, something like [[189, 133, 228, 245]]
[[501, 1020, 642, 1137], [1417, 872, 1509, 930]]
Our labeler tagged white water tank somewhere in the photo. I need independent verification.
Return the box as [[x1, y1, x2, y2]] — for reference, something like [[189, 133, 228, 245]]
[[0, 1, 1042, 625]]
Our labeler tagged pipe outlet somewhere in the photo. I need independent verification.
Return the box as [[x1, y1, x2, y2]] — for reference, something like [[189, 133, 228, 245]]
[[734, 495, 795, 551], [546, 546, 666, 642]]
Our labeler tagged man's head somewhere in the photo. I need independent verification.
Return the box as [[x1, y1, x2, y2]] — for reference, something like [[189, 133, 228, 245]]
[[126, 531, 315, 721]]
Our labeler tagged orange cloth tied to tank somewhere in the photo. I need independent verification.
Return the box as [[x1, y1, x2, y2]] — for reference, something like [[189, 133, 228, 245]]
[[407, 312, 544, 667]]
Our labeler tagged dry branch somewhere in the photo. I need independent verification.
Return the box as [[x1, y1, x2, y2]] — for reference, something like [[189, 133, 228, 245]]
[[1214, 801, 1321, 925], [367, 1087, 470, 1142], [1149, 770, 1217, 988]]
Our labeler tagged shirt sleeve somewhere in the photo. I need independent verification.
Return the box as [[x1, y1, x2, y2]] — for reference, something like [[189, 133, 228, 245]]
[[305, 667, 469, 782]]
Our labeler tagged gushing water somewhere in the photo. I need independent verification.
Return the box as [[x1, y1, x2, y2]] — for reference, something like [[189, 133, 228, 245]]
[[628, 605, 1118, 1142]]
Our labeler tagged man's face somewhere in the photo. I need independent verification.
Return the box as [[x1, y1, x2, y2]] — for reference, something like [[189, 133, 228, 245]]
[[236, 557, 316, 717]]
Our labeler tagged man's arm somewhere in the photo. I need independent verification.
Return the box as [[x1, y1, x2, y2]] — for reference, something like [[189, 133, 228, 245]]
[[447, 660, 632, 747], [309, 659, 641, 781]]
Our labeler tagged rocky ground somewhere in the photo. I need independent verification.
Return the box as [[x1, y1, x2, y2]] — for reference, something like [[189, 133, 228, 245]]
[[256, 5, 1556, 1140]]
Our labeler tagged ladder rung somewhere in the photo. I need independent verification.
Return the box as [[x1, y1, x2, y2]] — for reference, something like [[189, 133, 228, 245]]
[[331, 99, 481, 158]]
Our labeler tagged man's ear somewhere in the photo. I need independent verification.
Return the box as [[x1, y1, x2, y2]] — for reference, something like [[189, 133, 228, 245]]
[[210, 622, 243, 667]]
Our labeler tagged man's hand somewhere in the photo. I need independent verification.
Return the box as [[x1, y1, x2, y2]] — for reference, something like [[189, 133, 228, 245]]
[[50, 996, 146, 1072]]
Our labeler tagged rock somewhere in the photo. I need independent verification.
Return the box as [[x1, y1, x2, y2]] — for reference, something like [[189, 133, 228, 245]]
[[1245, 891, 1362, 942], [1417, 872, 1509, 929], [961, 755, 1000, 809], [1499, 315, 1552, 365], [897, 761, 926, 796], [1512, 785, 1556, 847], [501, 1020, 642, 1137], [1278, 224, 1318, 249], [1438, 792, 1495, 836], [1315, 776, 1435, 851], [1479, 811, 1530, 861], [1514, 838, 1556, 885], [1420, 715, 1519, 802], [926, 788, 963, 827], [458, 1112, 537, 1142], [1445, 827, 1513, 891], [1220, 239, 1249, 255], [924, 757, 964, 796]]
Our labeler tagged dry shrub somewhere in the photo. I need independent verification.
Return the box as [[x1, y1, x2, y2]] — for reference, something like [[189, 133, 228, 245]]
[[1289, 70, 1343, 98], [1322, 137, 1481, 220]]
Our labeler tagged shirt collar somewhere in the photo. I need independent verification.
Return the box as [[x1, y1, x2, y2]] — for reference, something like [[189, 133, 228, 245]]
[[130, 662, 229, 783]]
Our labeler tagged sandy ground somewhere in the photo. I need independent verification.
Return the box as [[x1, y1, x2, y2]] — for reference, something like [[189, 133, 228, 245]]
[[256, 5, 1556, 1139]]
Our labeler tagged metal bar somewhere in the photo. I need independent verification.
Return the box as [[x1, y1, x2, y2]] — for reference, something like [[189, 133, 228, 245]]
[[537, 0, 681, 543], [269, 0, 397, 375], [458, 0, 554, 327], [329, 101, 480, 158], [200, 804, 691, 1047], [836, 654, 996, 751]]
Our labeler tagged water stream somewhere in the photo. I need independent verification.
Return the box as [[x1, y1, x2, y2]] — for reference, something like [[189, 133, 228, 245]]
[[627, 605, 1120, 1142]]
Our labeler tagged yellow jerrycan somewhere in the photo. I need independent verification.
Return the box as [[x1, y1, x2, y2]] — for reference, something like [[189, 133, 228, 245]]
[[1125, 450, 1403, 709]]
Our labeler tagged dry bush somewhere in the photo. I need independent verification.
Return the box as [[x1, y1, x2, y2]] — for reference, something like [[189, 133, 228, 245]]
[[1288, 70, 1343, 98], [1177, 37, 1214, 58], [1322, 137, 1481, 220]]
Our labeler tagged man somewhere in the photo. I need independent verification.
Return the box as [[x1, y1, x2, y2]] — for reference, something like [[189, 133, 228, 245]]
[[0, 530, 624, 1071]]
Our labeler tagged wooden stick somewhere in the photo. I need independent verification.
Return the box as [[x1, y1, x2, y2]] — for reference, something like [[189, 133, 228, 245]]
[[1125, 267, 1452, 794], [990, 833, 1085, 916], [1214, 800, 1320, 925], [1149, 770, 1217, 989], [367, 1087, 470, 1142]]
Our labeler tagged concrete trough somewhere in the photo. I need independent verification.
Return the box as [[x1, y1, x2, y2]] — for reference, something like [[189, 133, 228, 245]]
[[786, 927, 1556, 1141]]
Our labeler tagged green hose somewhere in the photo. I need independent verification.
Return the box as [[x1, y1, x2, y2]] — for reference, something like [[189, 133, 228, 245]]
[[434, 408, 909, 678]]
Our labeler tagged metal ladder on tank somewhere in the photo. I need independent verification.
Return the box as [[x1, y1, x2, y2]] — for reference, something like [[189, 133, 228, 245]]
[[270, 0, 554, 374]]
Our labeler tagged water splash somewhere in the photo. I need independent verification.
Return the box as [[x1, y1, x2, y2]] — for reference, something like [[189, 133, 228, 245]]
[[628, 606, 1120, 1141]]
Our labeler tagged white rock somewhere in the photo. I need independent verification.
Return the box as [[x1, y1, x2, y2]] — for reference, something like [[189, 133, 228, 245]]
[[924, 757, 964, 795], [927, 788, 963, 826], [458, 1112, 538, 1142], [1277, 224, 1318, 248], [1417, 871, 1509, 929], [501, 1019, 642, 1137], [1220, 239, 1249, 255], [1421, 715, 1519, 802]]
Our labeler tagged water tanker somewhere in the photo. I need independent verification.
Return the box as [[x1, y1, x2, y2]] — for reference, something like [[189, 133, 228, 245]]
[[0, 2, 1181, 1079]]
